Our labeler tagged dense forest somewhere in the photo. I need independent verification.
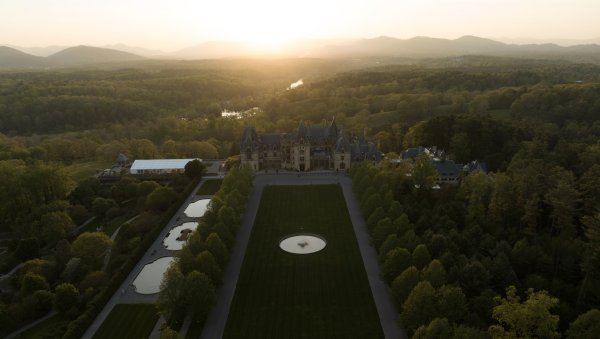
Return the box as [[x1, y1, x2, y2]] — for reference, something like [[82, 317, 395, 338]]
[[1, 56, 599, 338]]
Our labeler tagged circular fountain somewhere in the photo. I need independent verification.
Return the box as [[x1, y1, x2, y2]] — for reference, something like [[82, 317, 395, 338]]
[[279, 234, 327, 254]]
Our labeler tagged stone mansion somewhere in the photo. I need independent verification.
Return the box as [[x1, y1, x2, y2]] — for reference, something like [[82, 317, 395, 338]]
[[240, 117, 381, 171]]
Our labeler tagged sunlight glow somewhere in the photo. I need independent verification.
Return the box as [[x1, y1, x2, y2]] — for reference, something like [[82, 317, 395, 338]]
[[1, 0, 599, 50]]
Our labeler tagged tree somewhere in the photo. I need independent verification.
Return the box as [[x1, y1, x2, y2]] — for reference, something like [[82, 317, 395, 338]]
[[196, 251, 222, 286], [367, 207, 386, 233], [79, 271, 107, 291], [205, 233, 228, 268], [412, 244, 432, 270], [160, 326, 181, 339], [71, 232, 112, 269], [412, 318, 453, 339], [157, 264, 185, 320], [458, 260, 491, 297], [41, 211, 74, 244], [137, 180, 161, 196], [401, 281, 438, 334], [372, 218, 398, 249], [437, 285, 467, 324], [363, 193, 383, 217], [146, 187, 177, 211], [184, 159, 206, 179], [184, 271, 216, 320], [21, 272, 49, 295], [391, 266, 420, 306], [92, 197, 118, 219], [544, 173, 580, 239], [382, 247, 412, 283], [578, 212, 600, 305], [566, 309, 600, 339], [488, 286, 560, 339], [54, 283, 80, 316], [379, 234, 402, 263], [422, 259, 446, 288], [413, 154, 438, 190]]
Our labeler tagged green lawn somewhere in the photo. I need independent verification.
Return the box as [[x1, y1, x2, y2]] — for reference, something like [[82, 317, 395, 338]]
[[64, 160, 113, 182], [223, 185, 383, 339], [92, 304, 159, 339], [196, 179, 223, 195], [15, 314, 68, 339]]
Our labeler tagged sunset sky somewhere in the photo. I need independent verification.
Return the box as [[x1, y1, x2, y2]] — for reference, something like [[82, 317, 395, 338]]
[[1, 0, 599, 50]]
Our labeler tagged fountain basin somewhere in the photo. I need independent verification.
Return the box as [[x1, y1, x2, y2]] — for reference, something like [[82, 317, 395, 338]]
[[132, 257, 175, 294], [184, 199, 210, 218], [279, 234, 326, 254], [163, 222, 199, 250]]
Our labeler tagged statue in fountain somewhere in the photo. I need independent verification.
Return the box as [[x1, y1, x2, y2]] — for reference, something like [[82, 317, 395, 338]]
[[297, 239, 309, 248]]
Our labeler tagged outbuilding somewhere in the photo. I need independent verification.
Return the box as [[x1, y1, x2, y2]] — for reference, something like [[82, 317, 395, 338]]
[[129, 159, 200, 175]]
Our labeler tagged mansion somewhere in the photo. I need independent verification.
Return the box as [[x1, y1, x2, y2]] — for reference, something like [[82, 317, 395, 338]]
[[241, 118, 381, 171]]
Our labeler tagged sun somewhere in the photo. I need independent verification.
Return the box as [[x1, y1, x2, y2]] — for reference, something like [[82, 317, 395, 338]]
[[240, 26, 288, 51]]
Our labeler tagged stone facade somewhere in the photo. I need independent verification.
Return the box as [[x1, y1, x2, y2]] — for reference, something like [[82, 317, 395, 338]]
[[240, 117, 380, 171]]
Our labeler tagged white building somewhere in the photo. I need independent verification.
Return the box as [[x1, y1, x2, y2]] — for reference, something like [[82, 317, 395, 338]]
[[129, 159, 201, 175]]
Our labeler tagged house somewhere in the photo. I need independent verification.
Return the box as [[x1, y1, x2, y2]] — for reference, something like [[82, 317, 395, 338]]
[[400, 146, 445, 161], [432, 159, 462, 184], [129, 159, 201, 175], [463, 160, 487, 175], [400, 146, 463, 185], [240, 117, 381, 171]]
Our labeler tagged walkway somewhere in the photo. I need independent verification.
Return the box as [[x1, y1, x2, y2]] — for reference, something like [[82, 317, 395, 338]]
[[81, 178, 209, 339], [200, 173, 405, 339]]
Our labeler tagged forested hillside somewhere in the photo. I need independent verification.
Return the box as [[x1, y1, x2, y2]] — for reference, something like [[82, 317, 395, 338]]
[[0, 56, 599, 338]]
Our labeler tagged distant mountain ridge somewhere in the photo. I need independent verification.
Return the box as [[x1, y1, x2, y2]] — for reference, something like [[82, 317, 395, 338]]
[[312, 35, 600, 59], [2, 35, 600, 69], [0, 46, 48, 68], [0, 45, 144, 69]]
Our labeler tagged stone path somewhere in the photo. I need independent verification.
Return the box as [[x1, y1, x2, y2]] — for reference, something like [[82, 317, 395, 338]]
[[200, 173, 406, 339]]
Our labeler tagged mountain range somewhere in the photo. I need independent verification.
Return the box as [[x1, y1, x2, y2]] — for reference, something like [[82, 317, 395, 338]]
[[2, 36, 600, 69], [0, 45, 144, 69]]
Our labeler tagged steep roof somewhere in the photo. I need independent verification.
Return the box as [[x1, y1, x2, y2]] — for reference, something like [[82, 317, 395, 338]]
[[433, 159, 461, 176], [260, 133, 281, 145]]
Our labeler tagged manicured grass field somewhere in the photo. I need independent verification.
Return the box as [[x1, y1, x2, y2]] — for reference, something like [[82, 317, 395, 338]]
[[16, 314, 68, 339], [92, 304, 159, 339], [223, 185, 383, 339], [196, 179, 223, 195]]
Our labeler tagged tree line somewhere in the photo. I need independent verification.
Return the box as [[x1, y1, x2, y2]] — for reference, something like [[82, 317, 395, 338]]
[[157, 165, 253, 333]]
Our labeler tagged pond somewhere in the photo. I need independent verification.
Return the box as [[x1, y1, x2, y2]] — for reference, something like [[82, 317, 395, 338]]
[[279, 234, 326, 254], [184, 199, 210, 218], [163, 222, 199, 251], [132, 257, 176, 294]]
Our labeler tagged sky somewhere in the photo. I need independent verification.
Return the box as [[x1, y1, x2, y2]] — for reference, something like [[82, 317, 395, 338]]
[[1, 0, 599, 51]]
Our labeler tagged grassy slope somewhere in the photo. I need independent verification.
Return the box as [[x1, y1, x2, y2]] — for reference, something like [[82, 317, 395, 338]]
[[223, 185, 383, 339], [92, 304, 159, 339]]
